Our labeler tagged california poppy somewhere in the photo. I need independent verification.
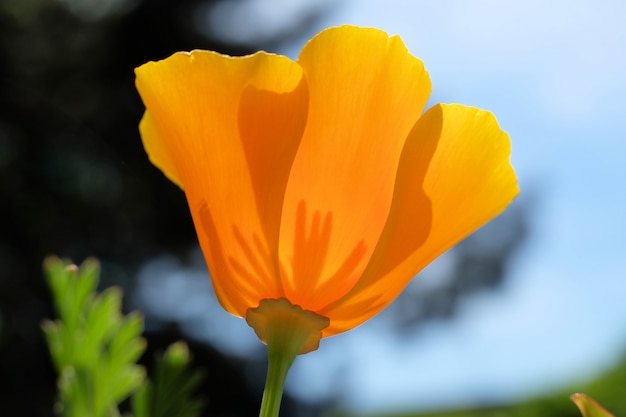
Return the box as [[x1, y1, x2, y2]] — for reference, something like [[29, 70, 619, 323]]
[[136, 25, 518, 416]]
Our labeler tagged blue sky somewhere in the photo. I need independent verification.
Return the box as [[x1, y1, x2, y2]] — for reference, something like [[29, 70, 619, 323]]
[[137, 0, 626, 414]]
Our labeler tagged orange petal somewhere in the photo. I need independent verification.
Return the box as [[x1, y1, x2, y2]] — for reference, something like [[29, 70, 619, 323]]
[[136, 50, 308, 317], [278, 26, 432, 311], [322, 104, 519, 335]]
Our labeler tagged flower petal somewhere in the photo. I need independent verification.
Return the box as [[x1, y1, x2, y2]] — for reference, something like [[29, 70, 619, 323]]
[[136, 50, 309, 317], [322, 104, 519, 335], [278, 26, 432, 310], [139, 111, 183, 188]]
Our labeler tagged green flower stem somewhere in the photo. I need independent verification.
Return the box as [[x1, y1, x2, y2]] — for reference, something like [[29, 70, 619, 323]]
[[259, 342, 298, 417], [247, 298, 330, 417]]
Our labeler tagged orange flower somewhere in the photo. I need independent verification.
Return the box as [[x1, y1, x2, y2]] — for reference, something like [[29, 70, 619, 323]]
[[135, 25, 518, 352]]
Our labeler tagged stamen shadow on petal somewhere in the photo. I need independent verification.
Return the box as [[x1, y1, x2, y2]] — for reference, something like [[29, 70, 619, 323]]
[[291, 201, 332, 288], [282, 201, 367, 310], [237, 82, 308, 302], [230, 225, 283, 296], [198, 201, 259, 313]]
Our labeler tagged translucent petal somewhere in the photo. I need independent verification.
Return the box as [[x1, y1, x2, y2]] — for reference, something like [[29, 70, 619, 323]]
[[136, 50, 308, 316], [278, 26, 432, 311], [322, 104, 519, 335]]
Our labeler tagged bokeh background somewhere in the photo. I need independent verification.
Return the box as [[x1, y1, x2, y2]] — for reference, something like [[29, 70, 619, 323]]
[[1, 0, 625, 416]]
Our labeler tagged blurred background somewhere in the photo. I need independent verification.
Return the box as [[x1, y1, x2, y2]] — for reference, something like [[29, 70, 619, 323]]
[[1, 0, 625, 416]]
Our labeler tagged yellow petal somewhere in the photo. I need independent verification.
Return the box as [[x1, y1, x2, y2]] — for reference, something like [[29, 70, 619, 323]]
[[278, 26, 432, 311], [135, 50, 308, 317], [139, 111, 183, 188], [322, 104, 519, 335]]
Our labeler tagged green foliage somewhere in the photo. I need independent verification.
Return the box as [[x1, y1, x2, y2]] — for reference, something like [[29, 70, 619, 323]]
[[42, 256, 204, 417], [43, 256, 146, 417], [132, 342, 205, 417]]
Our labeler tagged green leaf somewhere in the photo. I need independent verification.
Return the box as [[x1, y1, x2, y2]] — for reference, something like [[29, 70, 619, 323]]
[[80, 287, 122, 364], [43, 257, 76, 322], [131, 342, 205, 417], [41, 320, 64, 370], [572, 393, 616, 417], [43, 257, 100, 333], [131, 381, 152, 417], [108, 312, 146, 365], [106, 367, 147, 409]]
